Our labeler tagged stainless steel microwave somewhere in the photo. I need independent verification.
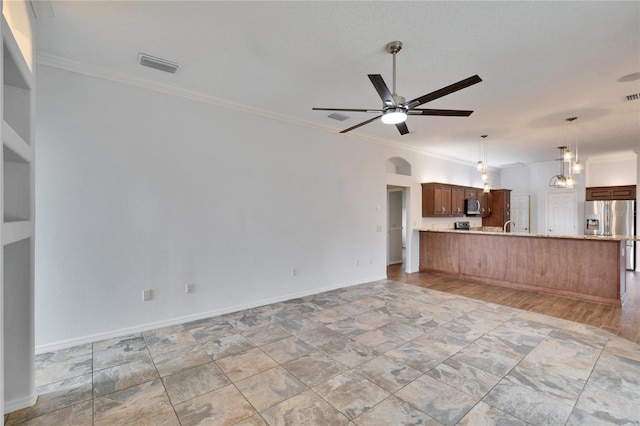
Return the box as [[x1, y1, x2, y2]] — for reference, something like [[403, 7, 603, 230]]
[[464, 198, 480, 215]]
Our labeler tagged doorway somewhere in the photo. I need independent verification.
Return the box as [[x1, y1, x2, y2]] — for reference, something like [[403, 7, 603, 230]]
[[546, 192, 577, 235], [510, 195, 530, 233], [387, 186, 407, 266]]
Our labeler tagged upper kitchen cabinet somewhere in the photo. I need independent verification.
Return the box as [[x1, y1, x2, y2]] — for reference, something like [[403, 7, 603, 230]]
[[451, 186, 465, 216], [422, 183, 452, 216], [586, 185, 636, 201], [477, 189, 492, 218], [422, 183, 479, 217], [482, 189, 512, 230]]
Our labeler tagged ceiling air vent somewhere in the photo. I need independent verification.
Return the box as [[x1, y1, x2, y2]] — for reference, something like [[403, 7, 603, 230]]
[[328, 113, 350, 121], [138, 53, 181, 74]]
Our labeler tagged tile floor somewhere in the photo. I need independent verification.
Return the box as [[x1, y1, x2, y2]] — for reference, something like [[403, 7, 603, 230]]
[[5, 280, 640, 425]]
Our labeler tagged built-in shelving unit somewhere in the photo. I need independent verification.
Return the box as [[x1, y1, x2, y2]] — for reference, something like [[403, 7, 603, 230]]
[[1, 7, 36, 415]]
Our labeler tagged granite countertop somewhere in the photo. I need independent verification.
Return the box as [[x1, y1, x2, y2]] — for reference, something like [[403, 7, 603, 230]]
[[416, 228, 639, 241]]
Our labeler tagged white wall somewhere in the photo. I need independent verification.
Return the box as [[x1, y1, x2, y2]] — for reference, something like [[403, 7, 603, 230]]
[[586, 152, 637, 187], [35, 65, 485, 349]]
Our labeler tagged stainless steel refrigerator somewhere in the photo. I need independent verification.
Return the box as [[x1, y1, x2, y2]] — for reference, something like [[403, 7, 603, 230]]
[[584, 200, 635, 270]]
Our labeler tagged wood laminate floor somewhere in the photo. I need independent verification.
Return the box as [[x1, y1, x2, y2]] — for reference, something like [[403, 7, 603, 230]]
[[387, 264, 640, 344]]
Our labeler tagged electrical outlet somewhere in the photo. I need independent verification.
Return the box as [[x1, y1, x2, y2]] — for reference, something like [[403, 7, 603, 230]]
[[142, 289, 153, 301], [292, 268, 298, 277], [185, 283, 194, 294], [356, 259, 360, 266]]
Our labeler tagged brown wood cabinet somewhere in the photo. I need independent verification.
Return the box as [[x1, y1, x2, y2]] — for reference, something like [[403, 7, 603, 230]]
[[451, 187, 465, 216], [482, 189, 512, 230], [477, 190, 492, 217], [586, 185, 636, 201], [422, 183, 451, 216], [422, 182, 497, 218]]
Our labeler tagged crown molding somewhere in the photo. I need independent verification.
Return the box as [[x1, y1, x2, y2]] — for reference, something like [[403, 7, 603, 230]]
[[36, 52, 481, 169]]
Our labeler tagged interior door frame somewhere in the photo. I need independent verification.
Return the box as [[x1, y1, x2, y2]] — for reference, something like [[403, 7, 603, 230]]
[[386, 185, 410, 271]]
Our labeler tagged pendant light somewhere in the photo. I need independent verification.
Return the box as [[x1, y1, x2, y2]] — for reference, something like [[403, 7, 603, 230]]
[[568, 117, 583, 174], [549, 146, 571, 188], [476, 135, 485, 171], [480, 135, 490, 192]]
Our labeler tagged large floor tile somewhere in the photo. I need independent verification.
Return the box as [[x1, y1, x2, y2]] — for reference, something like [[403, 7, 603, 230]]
[[162, 362, 230, 405], [93, 378, 172, 426], [260, 389, 349, 425], [483, 380, 574, 425], [199, 333, 255, 360], [93, 357, 159, 397], [313, 370, 389, 420], [6, 400, 93, 426], [260, 336, 315, 364], [354, 355, 422, 393], [235, 366, 307, 411], [152, 344, 212, 377], [5, 373, 93, 425], [352, 395, 441, 426], [93, 334, 150, 371], [457, 401, 527, 425], [216, 347, 278, 382], [395, 374, 478, 426], [426, 358, 500, 399], [35, 343, 93, 387], [174, 384, 256, 426], [283, 351, 349, 387]]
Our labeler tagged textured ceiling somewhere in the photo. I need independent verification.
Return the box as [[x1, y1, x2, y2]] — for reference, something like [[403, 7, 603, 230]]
[[34, 1, 640, 168]]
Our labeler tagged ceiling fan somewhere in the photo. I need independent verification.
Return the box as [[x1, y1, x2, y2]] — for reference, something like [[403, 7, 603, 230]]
[[313, 41, 482, 135]]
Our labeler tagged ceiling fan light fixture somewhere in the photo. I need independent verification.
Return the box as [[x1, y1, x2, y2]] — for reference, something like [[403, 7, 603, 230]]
[[381, 108, 407, 124]]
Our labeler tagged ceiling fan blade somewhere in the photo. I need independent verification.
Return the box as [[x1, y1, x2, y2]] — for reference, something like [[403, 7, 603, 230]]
[[407, 109, 474, 116], [395, 122, 409, 135], [339, 115, 382, 134], [368, 74, 396, 107], [405, 75, 482, 108], [312, 107, 384, 113]]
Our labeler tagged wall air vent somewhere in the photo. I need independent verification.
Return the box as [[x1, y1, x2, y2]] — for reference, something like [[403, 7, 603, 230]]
[[328, 113, 350, 121], [138, 53, 181, 74], [625, 93, 640, 101]]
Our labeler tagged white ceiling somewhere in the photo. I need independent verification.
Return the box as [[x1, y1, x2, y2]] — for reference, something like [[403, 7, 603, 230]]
[[33, 1, 640, 168]]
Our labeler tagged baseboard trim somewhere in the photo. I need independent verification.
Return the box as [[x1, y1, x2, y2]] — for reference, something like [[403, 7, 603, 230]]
[[35, 275, 386, 354], [4, 393, 38, 414]]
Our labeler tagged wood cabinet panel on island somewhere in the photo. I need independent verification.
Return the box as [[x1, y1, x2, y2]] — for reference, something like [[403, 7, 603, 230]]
[[419, 231, 626, 306]]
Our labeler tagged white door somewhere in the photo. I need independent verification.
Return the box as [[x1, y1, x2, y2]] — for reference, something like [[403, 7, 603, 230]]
[[547, 192, 577, 235], [510, 195, 530, 233], [387, 189, 404, 265]]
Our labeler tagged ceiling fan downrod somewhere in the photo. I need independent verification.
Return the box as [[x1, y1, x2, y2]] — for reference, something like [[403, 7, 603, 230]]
[[386, 41, 403, 99]]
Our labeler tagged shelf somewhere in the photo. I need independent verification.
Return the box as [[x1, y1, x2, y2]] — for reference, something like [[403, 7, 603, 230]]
[[2, 120, 33, 163], [2, 16, 33, 90], [2, 220, 32, 246], [3, 158, 30, 222]]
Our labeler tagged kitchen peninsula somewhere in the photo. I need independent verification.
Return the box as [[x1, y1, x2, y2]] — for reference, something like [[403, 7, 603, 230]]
[[419, 230, 628, 306]]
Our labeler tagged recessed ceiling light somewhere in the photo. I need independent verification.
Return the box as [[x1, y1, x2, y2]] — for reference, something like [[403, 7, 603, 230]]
[[617, 72, 640, 83], [138, 53, 181, 74]]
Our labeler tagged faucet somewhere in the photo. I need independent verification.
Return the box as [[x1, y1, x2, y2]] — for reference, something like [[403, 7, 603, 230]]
[[503, 220, 516, 232]]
